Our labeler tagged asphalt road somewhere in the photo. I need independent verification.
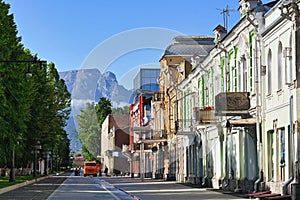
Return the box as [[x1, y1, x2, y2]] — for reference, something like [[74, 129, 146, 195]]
[[0, 172, 248, 200], [101, 176, 248, 200]]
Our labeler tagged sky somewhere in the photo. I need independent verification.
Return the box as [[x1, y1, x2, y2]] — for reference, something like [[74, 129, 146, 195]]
[[5, 0, 242, 89]]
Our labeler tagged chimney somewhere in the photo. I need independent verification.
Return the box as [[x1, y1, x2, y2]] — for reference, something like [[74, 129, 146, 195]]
[[213, 24, 227, 45]]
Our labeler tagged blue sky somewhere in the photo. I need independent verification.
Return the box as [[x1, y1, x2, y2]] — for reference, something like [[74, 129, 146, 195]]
[[5, 0, 242, 89]]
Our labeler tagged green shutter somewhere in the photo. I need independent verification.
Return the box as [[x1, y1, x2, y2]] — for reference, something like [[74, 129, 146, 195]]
[[228, 49, 234, 92], [221, 57, 225, 92], [249, 31, 254, 92], [202, 76, 205, 107], [234, 46, 238, 92], [198, 79, 201, 107], [211, 68, 214, 105], [184, 91, 187, 128]]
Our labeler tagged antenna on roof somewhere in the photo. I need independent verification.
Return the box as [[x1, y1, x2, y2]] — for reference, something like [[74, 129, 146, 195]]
[[217, 5, 235, 31]]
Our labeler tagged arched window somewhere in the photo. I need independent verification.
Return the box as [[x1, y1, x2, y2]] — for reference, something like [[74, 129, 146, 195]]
[[278, 42, 283, 90], [268, 49, 272, 95]]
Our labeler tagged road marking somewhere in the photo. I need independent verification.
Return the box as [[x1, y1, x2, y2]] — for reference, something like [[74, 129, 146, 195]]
[[99, 183, 123, 200]]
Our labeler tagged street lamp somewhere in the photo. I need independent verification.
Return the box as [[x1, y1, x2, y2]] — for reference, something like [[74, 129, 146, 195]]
[[0, 58, 46, 182]]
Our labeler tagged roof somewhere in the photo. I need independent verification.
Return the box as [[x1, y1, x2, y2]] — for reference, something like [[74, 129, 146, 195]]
[[161, 36, 215, 59], [109, 114, 130, 130]]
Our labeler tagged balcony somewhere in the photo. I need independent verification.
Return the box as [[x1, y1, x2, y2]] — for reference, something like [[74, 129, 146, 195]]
[[193, 107, 219, 124], [215, 92, 250, 116]]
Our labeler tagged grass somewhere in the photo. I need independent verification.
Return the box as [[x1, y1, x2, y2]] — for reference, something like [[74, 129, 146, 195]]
[[0, 175, 43, 189]]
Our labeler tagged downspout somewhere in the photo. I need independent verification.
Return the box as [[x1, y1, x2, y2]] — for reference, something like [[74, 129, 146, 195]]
[[254, 34, 263, 192], [202, 126, 208, 187], [283, 96, 294, 194], [247, 10, 263, 192], [223, 120, 231, 188], [217, 44, 229, 188]]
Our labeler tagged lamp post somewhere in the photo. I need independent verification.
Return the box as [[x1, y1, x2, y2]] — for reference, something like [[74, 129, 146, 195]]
[[33, 141, 42, 177], [9, 145, 15, 182], [0, 58, 46, 182]]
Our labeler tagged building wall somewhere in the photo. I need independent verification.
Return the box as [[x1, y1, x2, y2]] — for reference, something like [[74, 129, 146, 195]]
[[101, 114, 130, 175], [261, 1, 299, 194]]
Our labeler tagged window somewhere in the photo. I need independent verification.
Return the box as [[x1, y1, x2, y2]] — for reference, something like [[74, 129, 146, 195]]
[[221, 57, 225, 92], [278, 42, 283, 90], [268, 49, 272, 95], [249, 31, 254, 92], [285, 35, 293, 84], [238, 61, 241, 92], [242, 56, 247, 92]]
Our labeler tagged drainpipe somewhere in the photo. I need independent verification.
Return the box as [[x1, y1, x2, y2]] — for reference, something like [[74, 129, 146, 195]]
[[283, 96, 294, 194], [223, 120, 231, 188], [217, 43, 229, 188], [247, 10, 264, 192], [254, 35, 263, 192]]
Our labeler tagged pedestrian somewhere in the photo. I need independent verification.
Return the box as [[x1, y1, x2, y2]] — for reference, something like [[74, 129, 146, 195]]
[[97, 163, 102, 176], [74, 168, 78, 176], [104, 166, 108, 176]]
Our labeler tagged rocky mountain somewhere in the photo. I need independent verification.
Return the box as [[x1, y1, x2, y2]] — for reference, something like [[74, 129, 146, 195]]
[[59, 69, 132, 107], [59, 68, 133, 152]]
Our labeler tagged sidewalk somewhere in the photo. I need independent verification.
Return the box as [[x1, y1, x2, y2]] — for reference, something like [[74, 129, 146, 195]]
[[0, 176, 49, 195], [100, 176, 248, 200]]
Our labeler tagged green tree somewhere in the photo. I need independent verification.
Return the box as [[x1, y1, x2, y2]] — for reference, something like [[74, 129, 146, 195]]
[[0, 1, 36, 167], [76, 102, 101, 160], [95, 97, 112, 126], [112, 106, 129, 114], [0, 0, 72, 172]]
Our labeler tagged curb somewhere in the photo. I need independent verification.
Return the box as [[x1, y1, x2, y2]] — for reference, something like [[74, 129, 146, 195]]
[[0, 176, 49, 195]]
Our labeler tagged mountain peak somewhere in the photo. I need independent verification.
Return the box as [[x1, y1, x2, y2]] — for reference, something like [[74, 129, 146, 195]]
[[103, 71, 117, 81]]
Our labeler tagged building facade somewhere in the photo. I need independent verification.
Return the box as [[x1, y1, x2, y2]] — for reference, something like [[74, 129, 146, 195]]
[[101, 114, 130, 175], [110, 0, 300, 198], [151, 0, 300, 197], [154, 36, 215, 182], [128, 68, 160, 178]]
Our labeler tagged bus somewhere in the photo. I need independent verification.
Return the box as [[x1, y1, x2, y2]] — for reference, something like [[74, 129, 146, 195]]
[[83, 161, 98, 177]]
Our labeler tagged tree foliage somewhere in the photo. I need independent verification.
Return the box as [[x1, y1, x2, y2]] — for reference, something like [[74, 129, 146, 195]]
[[95, 97, 112, 126], [112, 106, 129, 114], [0, 0, 71, 169], [76, 102, 101, 161], [77, 97, 113, 161]]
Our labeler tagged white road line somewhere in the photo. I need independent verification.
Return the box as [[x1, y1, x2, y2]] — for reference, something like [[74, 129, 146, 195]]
[[99, 183, 122, 200]]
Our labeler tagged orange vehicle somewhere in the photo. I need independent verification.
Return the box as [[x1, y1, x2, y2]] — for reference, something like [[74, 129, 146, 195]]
[[83, 161, 98, 177]]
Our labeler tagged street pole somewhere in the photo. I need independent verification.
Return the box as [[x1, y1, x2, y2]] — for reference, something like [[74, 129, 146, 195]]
[[141, 141, 144, 182], [34, 146, 37, 177], [9, 146, 15, 182]]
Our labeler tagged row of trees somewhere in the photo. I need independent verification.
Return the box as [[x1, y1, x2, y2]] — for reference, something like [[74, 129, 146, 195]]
[[76, 97, 129, 161], [0, 0, 71, 173]]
